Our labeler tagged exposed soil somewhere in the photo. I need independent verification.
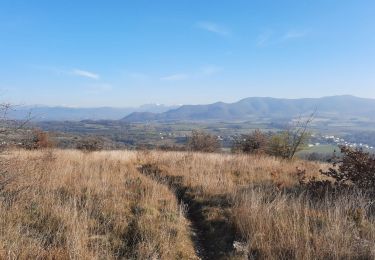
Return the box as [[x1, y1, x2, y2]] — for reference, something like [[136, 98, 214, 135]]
[[138, 163, 241, 260]]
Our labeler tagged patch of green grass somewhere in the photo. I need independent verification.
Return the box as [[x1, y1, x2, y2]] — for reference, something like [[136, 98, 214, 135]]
[[298, 144, 339, 155]]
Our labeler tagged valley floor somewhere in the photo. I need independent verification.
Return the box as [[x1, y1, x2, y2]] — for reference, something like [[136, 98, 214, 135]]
[[1, 149, 375, 259]]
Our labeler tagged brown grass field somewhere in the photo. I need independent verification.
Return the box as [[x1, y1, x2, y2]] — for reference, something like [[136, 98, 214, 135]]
[[1, 149, 375, 259]]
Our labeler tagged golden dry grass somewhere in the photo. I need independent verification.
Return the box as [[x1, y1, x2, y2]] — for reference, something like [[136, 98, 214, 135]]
[[137, 151, 375, 259], [233, 189, 375, 259], [137, 150, 324, 196], [1, 149, 375, 259], [0, 149, 196, 259]]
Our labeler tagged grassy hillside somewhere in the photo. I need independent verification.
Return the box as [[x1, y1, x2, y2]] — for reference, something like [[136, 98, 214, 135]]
[[0, 150, 196, 259], [1, 149, 375, 259]]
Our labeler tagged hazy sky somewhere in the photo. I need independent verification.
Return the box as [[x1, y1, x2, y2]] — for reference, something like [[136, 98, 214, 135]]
[[1, 1, 375, 107]]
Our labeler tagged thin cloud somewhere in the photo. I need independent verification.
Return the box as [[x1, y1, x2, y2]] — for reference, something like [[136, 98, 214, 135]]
[[282, 30, 308, 41], [257, 29, 308, 46], [32, 65, 101, 80], [160, 73, 188, 81], [196, 21, 230, 36], [72, 69, 99, 80], [256, 30, 273, 46]]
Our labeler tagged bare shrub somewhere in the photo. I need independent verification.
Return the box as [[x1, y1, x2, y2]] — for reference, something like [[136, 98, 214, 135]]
[[232, 129, 269, 154], [296, 167, 337, 199], [21, 130, 55, 150], [76, 137, 103, 152], [187, 130, 220, 152], [34, 130, 54, 149], [157, 144, 186, 152], [0, 103, 13, 151]]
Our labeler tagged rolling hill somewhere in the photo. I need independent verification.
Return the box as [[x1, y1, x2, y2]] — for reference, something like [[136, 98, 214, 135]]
[[122, 95, 375, 122], [9, 104, 179, 121]]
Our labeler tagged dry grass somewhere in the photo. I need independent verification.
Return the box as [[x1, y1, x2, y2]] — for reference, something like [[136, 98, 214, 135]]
[[1, 149, 375, 259], [137, 151, 324, 195], [0, 150, 196, 259], [233, 189, 375, 259], [137, 151, 375, 259]]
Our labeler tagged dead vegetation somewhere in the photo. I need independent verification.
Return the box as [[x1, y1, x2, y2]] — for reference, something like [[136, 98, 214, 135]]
[[187, 130, 220, 153], [134, 150, 375, 259], [0, 150, 196, 259], [1, 149, 375, 259]]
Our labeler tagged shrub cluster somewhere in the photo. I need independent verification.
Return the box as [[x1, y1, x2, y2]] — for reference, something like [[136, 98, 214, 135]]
[[233, 129, 310, 159], [321, 146, 375, 190], [232, 129, 269, 154], [186, 127, 310, 158], [21, 130, 54, 150], [301, 146, 375, 196], [76, 137, 104, 152], [187, 130, 220, 152]]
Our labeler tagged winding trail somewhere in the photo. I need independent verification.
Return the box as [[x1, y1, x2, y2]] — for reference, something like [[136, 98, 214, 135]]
[[138, 163, 239, 260]]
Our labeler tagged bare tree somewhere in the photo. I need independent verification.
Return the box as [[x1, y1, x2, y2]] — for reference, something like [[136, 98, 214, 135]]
[[0, 103, 33, 150], [0, 103, 16, 196], [0, 102, 34, 201], [0, 103, 12, 134], [268, 113, 315, 159]]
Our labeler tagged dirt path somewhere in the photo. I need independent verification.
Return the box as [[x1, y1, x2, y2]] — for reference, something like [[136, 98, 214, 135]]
[[138, 163, 240, 260]]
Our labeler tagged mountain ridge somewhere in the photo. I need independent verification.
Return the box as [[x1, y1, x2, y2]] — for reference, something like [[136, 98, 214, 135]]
[[9, 104, 180, 121], [122, 95, 375, 122]]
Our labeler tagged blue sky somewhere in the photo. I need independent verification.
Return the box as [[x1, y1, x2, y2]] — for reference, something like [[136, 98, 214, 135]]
[[1, 1, 375, 107]]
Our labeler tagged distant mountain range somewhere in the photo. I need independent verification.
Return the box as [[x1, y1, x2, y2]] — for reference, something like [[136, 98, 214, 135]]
[[122, 95, 375, 122], [10, 96, 375, 122], [9, 104, 180, 121]]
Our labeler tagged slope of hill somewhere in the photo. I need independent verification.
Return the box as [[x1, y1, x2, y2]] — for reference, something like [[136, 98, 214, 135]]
[[122, 95, 375, 122], [8, 104, 179, 121], [3, 149, 374, 259]]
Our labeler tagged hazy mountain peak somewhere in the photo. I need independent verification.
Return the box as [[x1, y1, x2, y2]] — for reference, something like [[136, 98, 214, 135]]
[[122, 95, 375, 122]]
